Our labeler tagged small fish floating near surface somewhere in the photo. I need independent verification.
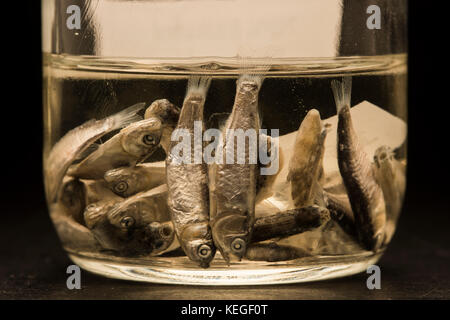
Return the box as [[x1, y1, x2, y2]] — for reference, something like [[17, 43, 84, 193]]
[[68, 117, 164, 179], [287, 109, 329, 208], [104, 161, 166, 197], [210, 65, 266, 263], [84, 184, 172, 255], [331, 77, 386, 251], [372, 145, 406, 243], [166, 77, 216, 268], [44, 103, 145, 203]]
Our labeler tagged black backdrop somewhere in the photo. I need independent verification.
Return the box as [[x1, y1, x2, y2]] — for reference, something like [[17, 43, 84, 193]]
[[0, 1, 448, 256]]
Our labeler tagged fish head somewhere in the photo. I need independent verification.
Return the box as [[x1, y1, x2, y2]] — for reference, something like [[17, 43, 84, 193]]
[[373, 145, 396, 180], [179, 223, 216, 268], [84, 201, 115, 229], [147, 221, 176, 255], [83, 200, 125, 251], [121, 118, 163, 159], [212, 214, 251, 263], [104, 167, 144, 197], [101, 200, 170, 255], [144, 99, 180, 126], [374, 145, 395, 168]]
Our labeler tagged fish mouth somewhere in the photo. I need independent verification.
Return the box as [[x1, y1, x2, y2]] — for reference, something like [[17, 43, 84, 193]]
[[211, 214, 250, 263], [374, 146, 394, 168], [180, 223, 216, 268], [183, 240, 215, 268], [147, 221, 175, 255]]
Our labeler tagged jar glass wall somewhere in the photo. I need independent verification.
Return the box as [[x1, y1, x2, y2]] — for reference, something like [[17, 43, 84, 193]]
[[42, 0, 407, 284]]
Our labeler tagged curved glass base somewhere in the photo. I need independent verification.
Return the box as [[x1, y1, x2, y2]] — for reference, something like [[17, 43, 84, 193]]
[[68, 250, 383, 285]]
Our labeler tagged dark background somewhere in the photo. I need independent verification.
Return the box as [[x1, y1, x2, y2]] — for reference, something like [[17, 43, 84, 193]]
[[0, 1, 449, 300]]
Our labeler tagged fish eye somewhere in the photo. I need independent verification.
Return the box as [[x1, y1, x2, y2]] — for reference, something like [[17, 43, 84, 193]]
[[230, 238, 246, 254], [142, 134, 157, 146], [120, 216, 135, 228], [197, 244, 212, 259], [114, 181, 128, 193], [160, 225, 173, 239], [86, 203, 97, 211]]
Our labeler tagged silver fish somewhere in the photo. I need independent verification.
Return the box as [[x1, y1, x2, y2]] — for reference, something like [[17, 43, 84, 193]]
[[84, 184, 172, 255], [287, 109, 328, 207], [104, 161, 166, 197], [245, 242, 309, 262], [68, 117, 163, 179], [44, 103, 145, 203], [210, 72, 264, 263], [331, 77, 386, 251], [373, 145, 406, 243], [166, 77, 215, 268]]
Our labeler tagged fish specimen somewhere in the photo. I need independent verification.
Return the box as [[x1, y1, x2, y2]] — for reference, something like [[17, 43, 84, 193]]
[[331, 77, 386, 251], [166, 77, 216, 268], [44, 103, 145, 203], [287, 109, 328, 207], [251, 205, 330, 242], [245, 242, 309, 262], [104, 161, 166, 197], [84, 184, 171, 255], [373, 145, 406, 242], [209, 68, 265, 263], [257, 101, 407, 217], [68, 117, 164, 179]]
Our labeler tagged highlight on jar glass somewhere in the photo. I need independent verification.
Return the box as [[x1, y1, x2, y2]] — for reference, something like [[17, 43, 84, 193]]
[[42, 0, 407, 285]]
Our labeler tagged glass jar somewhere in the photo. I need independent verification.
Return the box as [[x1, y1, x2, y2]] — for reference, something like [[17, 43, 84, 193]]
[[42, 0, 407, 285]]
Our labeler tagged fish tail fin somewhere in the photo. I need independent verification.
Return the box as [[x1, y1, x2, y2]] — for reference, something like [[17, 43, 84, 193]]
[[331, 77, 352, 113], [237, 56, 272, 90], [108, 102, 145, 130], [186, 76, 212, 99]]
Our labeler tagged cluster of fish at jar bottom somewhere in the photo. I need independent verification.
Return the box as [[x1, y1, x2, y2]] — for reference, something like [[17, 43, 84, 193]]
[[45, 74, 406, 268]]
